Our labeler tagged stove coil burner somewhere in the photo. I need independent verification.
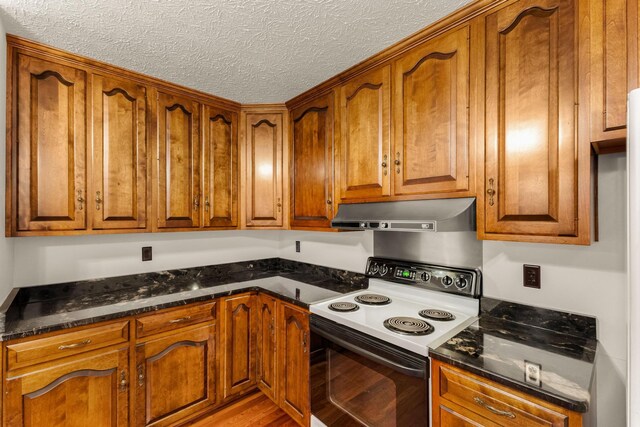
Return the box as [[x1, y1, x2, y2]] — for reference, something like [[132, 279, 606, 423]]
[[328, 302, 360, 312], [354, 294, 392, 305], [383, 317, 434, 335], [418, 309, 456, 321]]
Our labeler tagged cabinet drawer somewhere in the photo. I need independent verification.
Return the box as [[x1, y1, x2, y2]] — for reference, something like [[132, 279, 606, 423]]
[[439, 365, 569, 427], [136, 301, 216, 338], [6, 321, 129, 371]]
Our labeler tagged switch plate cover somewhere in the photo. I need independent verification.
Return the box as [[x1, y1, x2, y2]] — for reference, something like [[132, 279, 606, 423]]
[[524, 360, 542, 386], [142, 246, 152, 262]]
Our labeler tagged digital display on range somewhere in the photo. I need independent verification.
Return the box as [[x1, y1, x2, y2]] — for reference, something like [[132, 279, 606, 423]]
[[394, 268, 415, 280]]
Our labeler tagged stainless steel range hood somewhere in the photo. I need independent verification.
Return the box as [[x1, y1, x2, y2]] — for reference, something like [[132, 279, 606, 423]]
[[331, 198, 476, 232]]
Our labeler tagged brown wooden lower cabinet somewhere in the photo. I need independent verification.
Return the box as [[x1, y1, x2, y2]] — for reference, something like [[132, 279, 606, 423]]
[[221, 293, 258, 401], [4, 345, 130, 427], [1, 295, 310, 427], [134, 323, 216, 427], [431, 359, 583, 427]]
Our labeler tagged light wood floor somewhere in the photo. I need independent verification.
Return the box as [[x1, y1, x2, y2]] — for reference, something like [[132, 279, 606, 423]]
[[187, 392, 299, 427]]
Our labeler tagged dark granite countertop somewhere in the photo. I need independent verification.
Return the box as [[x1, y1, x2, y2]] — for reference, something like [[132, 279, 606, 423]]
[[429, 297, 597, 413], [1, 258, 367, 341]]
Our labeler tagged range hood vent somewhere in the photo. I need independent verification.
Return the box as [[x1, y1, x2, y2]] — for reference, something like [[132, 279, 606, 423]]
[[331, 198, 476, 232]]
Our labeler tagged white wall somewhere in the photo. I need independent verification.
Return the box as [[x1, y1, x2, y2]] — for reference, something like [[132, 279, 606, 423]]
[[483, 153, 627, 426], [12, 230, 280, 287], [0, 17, 14, 305], [279, 230, 374, 273]]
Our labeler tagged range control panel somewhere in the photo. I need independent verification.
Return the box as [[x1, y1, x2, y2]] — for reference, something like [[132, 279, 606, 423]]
[[365, 257, 481, 298]]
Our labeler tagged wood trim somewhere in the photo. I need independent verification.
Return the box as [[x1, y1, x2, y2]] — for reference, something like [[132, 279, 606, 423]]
[[6, 35, 240, 111], [285, 0, 512, 110]]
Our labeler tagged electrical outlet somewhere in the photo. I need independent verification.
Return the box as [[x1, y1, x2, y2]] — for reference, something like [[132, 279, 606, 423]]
[[524, 360, 542, 386], [523, 264, 541, 288], [295, 241, 301, 253], [142, 246, 152, 262]]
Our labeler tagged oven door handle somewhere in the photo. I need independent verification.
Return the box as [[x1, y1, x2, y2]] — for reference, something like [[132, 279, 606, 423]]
[[313, 327, 426, 378]]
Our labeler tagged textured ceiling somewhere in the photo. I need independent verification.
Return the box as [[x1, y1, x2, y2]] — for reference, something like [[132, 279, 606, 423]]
[[0, 0, 473, 103]]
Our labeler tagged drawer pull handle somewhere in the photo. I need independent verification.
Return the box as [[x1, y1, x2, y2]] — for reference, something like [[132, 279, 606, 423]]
[[168, 316, 192, 324], [58, 339, 92, 350], [474, 397, 516, 419]]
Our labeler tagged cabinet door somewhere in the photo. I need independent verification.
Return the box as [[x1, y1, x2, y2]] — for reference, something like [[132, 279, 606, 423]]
[[4, 347, 129, 427], [393, 26, 470, 196], [277, 302, 310, 426], [222, 293, 257, 400], [92, 74, 147, 229], [134, 324, 216, 427], [290, 93, 334, 228], [14, 54, 87, 232], [339, 66, 391, 200], [202, 105, 238, 228], [257, 295, 277, 401], [589, 0, 636, 151], [244, 113, 284, 227], [156, 92, 201, 229], [483, 0, 583, 240]]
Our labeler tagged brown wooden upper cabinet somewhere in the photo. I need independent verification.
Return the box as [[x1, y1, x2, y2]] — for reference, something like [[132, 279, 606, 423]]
[[589, 0, 639, 153], [156, 91, 202, 230], [290, 92, 335, 229], [393, 25, 472, 197], [479, 0, 591, 244], [243, 112, 285, 228], [202, 105, 238, 228], [92, 74, 148, 230], [338, 65, 391, 201], [12, 53, 88, 233]]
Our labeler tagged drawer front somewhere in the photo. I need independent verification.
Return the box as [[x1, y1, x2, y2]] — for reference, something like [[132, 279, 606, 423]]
[[439, 365, 568, 427], [6, 321, 129, 371], [136, 301, 216, 339]]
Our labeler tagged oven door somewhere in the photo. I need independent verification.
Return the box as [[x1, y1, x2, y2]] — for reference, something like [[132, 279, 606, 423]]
[[310, 314, 429, 427]]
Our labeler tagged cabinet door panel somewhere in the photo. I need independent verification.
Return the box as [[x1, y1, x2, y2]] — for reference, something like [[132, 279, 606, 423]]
[[257, 295, 277, 401], [290, 93, 334, 228], [92, 74, 147, 229], [278, 302, 309, 426], [135, 324, 215, 426], [393, 27, 470, 195], [222, 294, 257, 400], [484, 0, 578, 237], [15, 54, 87, 231], [590, 0, 636, 149], [4, 347, 128, 427], [339, 66, 391, 200], [245, 113, 283, 227], [157, 92, 201, 229], [203, 106, 238, 228]]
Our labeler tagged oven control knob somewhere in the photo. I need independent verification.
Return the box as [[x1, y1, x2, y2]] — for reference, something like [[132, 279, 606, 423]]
[[455, 277, 468, 290], [441, 275, 453, 287], [421, 272, 431, 282], [380, 265, 389, 275], [369, 263, 379, 274]]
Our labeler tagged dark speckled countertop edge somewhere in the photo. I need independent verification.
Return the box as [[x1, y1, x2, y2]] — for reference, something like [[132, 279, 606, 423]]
[[0, 282, 328, 341], [428, 347, 592, 413]]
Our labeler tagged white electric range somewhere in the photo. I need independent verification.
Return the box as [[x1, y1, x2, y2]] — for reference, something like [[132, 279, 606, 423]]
[[309, 256, 481, 427]]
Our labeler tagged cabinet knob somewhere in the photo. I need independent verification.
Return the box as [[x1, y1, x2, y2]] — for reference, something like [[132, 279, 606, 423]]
[[77, 190, 85, 211], [204, 196, 210, 212], [194, 194, 200, 210], [119, 370, 128, 391], [327, 198, 332, 205], [137, 365, 144, 387], [487, 178, 496, 206], [277, 198, 282, 212], [303, 332, 308, 353], [95, 191, 102, 211], [395, 152, 401, 173]]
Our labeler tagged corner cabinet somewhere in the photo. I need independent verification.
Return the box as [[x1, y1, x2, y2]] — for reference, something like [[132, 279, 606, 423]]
[[289, 92, 335, 229], [477, 0, 591, 245], [10, 52, 88, 233], [241, 109, 287, 229]]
